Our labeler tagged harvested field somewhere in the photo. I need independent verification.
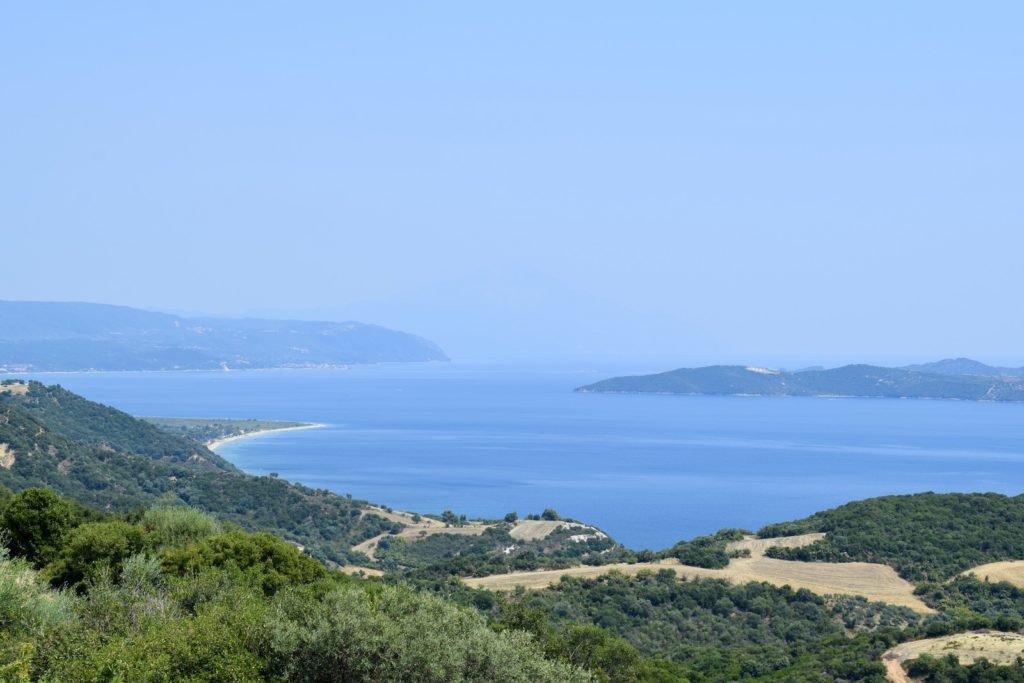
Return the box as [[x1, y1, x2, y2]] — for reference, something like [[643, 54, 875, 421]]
[[464, 533, 932, 613], [338, 565, 385, 578], [397, 525, 488, 541], [353, 509, 489, 560], [0, 382, 28, 395], [727, 532, 824, 556], [962, 560, 1024, 588], [882, 630, 1024, 681], [509, 520, 564, 541], [363, 506, 447, 528], [509, 520, 604, 541]]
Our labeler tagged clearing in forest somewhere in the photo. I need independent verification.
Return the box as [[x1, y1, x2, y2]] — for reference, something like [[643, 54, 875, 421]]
[[881, 630, 1024, 682], [961, 560, 1024, 588]]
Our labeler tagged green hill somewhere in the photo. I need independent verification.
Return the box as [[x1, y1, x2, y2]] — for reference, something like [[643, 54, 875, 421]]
[[0, 380, 395, 564]]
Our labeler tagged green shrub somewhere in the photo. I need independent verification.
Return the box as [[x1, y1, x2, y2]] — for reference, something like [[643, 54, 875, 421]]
[[267, 584, 592, 682]]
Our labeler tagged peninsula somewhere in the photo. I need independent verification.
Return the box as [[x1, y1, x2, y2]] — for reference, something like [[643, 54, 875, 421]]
[[0, 300, 448, 372]]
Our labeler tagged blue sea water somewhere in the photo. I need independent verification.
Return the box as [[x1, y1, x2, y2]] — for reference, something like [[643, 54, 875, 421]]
[[24, 362, 1024, 550]]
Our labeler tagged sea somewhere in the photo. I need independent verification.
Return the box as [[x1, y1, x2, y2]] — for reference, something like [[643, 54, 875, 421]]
[[23, 361, 1024, 550]]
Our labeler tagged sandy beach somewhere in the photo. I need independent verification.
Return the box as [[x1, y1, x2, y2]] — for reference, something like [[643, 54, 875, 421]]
[[206, 423, 325, 451]]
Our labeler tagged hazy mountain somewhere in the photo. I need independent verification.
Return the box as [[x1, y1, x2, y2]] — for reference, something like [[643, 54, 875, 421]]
[[0, 301, 447, 372], [903, 357, 1024, 377], [257, 271, 718, 360], [578, 363, 1024, 402]]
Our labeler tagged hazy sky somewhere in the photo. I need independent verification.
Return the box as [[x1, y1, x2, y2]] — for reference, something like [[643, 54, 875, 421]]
[[2, 3, 1022, 361]]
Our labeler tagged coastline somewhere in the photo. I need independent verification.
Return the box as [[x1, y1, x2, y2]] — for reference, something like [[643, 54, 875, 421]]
[[206, 422, 325, 451]]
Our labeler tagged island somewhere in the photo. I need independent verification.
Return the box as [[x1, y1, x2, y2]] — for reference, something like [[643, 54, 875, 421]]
[[577, 358, 1024, 401]]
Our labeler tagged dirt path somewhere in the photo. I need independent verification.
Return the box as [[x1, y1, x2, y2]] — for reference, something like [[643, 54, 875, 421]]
[[883, 655, 913, 683]]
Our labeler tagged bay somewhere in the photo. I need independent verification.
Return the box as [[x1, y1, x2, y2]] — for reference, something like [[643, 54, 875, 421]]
[[24, 362, 1024, 549]]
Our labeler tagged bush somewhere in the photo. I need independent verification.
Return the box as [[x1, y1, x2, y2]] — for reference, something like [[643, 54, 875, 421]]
[[267, 584, 592, 682], [2, 489, 74, 566], [45, 521, 145, 588], [142, 505, 222, 550], [161, 530, 327, 596]]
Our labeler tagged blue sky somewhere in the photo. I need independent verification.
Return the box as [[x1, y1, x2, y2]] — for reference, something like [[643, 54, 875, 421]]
[[2, 3, 1021, 361]]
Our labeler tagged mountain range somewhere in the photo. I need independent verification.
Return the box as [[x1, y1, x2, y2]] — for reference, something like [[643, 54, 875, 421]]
[[0, 301, 447, 372]]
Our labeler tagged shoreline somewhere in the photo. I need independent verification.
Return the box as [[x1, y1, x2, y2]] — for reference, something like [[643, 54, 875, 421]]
[[206, 423, 325, 451]]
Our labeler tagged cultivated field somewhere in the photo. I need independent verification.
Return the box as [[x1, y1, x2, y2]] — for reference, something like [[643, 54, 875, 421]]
[[463, 533, 933, 613], [882, 630, 1024, 682], [962, 560, 1024, 588]]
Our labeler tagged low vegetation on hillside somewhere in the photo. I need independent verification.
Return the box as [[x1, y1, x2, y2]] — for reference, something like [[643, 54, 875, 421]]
[[759, 492, 1024, 581], [0, 487, 593, 682]]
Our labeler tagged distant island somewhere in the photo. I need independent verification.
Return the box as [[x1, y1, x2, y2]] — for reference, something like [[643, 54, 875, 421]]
[[0, 300, 447, 372], [577, 358, 1024, 401]]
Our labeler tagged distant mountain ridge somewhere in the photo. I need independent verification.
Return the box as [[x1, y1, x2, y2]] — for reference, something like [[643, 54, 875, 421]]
[[0, 301, 447, 371], [903, 357, 1024, 377], [577, 358, 1024, 402]]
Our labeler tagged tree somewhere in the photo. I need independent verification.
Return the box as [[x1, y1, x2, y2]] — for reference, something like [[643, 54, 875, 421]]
[[504, 512, 519, 523], [541, 509, 560, 521], [45, 520, 145, 588], [2, 488, 74, 566]]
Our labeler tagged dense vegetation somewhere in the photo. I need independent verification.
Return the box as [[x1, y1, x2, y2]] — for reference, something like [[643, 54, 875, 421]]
[[0, 381, 395, 564], [0, 301, 447, 371], [0, 487, 593, 682], [577, 363, 1024, 401], [759, 492, 1024, 581], [658, 529, 747, 569], [906, 654, 1024, 682]]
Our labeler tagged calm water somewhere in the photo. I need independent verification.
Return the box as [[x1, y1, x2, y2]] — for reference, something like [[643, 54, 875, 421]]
[[23, 362, 1024, 549]]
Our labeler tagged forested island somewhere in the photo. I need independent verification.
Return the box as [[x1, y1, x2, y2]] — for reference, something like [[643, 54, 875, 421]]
[[577, 358, 1024, 402], [0, 301, 447, 372], [5, 378, 1024, 680]]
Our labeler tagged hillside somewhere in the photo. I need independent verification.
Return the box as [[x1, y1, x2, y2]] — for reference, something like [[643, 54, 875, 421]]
[[6, 379, 1024, 680], [0, 300, 448, 371], [577, 362, 1024, 401], [0, 488, 592, 682], [0, 380, 397, 564], [904, 357, 1024, 377]]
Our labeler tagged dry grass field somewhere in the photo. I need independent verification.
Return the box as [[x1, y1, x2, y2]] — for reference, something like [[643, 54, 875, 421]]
[[509, 520, 564, 540], [509, 520, 604, 541], [353, 507, 489, 559], [962, 560, 1024, 588], [463, 533, 933, 613], [0, 382, 28, 395], [338, 565, 385, 578], [881, 630, 1024, 682]]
